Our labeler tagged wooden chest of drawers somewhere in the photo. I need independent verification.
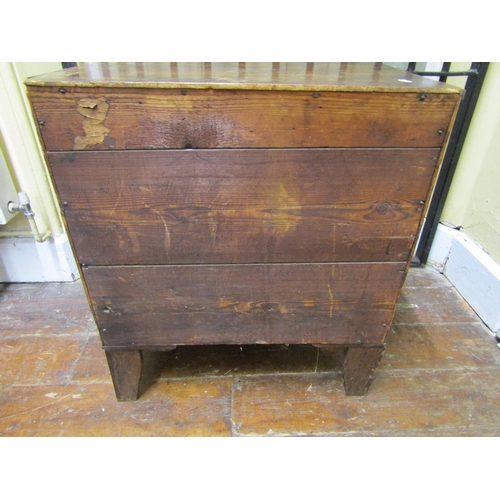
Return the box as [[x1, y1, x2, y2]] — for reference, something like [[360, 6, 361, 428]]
[[26, 62, 461, 400]]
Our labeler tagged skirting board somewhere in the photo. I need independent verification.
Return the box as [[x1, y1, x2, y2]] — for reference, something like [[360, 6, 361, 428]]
[[428, 223, 500, 334], [0, 233, 78, 283]]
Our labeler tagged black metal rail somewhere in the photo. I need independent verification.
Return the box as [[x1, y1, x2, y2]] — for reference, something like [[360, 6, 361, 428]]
[[413, 70, 478, 78], [408, 62, 489, 265]]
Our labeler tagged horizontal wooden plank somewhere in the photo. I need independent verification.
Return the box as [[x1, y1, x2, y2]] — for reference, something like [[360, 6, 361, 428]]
[[83, 262, 406, 347], [0, 380, 233, 436], [231, 369, 500, 436], [49, 148, 438, 266], [29, 86, 459, 151]]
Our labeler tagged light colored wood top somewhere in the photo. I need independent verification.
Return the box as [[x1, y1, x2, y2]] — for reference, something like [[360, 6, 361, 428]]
[[25, 62, 462, 93]]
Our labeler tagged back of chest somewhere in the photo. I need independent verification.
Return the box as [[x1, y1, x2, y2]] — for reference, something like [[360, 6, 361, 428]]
[[26, 62, 461, 400]]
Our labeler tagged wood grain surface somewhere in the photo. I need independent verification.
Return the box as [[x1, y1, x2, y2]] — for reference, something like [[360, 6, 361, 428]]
[[29, 86, 458, 150], [25, 62, 463, 94], [83, 262, 405, 347], [49, 148, 438, 265]]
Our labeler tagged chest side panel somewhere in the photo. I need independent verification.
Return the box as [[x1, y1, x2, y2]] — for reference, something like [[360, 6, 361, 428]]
[[49, 148, 439, 265]]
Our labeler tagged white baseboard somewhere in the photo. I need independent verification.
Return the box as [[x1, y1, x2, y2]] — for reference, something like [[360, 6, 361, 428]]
[[428, 223, 500, 334], [426, 223, 457, 272], [0, 233, 79, 283]]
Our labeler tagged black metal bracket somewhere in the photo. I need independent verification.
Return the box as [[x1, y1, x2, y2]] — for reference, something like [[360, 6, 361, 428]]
[[412, 70, 478, 78]]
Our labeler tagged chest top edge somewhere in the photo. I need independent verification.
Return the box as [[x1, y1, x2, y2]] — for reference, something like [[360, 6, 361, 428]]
[[24, 62, 463, 95]]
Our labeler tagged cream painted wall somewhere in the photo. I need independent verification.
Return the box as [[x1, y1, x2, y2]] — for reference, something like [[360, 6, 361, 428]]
[[0, 62, 63, 238], [441, 62, 500, 263], [0, 62, 80, 282]]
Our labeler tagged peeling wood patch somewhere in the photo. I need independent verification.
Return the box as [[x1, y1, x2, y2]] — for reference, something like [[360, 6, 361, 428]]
[[74, 97, 112, 150]]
